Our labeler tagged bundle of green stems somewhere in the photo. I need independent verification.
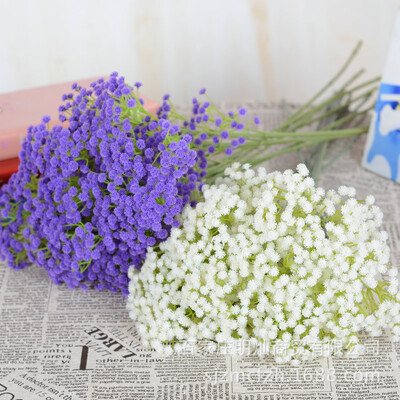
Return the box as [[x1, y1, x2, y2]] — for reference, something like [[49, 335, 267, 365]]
[[196, 41, 378, 183]]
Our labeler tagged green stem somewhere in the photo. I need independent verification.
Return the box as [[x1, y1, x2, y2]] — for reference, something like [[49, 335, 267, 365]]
[[320, 136, 360, 176], [289, 86, 377, 132], [310, 142, 328, 183], [276, 41, 363, 131]]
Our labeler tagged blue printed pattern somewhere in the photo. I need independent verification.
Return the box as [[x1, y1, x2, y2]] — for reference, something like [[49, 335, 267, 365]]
[[367, 83, 400, 181]]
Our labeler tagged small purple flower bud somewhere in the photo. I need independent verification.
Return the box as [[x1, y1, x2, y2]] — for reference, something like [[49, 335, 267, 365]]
[[183, 134, 192, 144], [254, 116, 261, 125], [212, 135, 220, 144], [220, 131, 229, 140], [239, 107, 247, 116], [144, 148, 154, 158], [127, 99, 136, 108], [169, 142, 178, 151], [199, 88, 206, 95], [149, 120, 158, 130], [215, 118, 222, 127], [137, 139, 145, 149], [225, 147, 233, 156]]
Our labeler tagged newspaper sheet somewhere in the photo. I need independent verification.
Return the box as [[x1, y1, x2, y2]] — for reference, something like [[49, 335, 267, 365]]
[[1, 102, 400, 399]]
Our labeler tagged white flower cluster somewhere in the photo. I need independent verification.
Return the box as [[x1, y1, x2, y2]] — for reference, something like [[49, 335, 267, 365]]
[[127, 163, 400, 364]]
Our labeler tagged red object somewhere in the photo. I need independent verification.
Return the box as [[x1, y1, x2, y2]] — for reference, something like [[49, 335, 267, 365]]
[[0, 157, 19, 185], [0, 77, 159, 184]]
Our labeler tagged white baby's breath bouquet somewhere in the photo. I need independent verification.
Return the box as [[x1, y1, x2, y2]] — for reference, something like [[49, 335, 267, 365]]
[[127, 163, 400, 365]]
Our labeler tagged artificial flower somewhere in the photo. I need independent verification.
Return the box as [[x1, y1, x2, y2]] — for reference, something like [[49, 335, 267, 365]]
[[127, 163, 400, 364]]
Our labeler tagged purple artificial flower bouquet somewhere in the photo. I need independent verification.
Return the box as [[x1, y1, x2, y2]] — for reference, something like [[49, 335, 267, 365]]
[[0, 73, 250, 295]]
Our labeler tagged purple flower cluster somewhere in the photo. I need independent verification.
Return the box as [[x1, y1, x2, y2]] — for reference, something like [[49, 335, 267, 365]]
[[158, 89, 259, 179], [0, 73, 199, 295], [0, 167, 34, 270], [0, 73, 261, 295]]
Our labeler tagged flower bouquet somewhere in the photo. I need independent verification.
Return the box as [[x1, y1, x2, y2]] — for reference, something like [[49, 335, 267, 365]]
[[0, 43, 377, 296], [1, 43, 399, 364], [127, 163, 400, 364]]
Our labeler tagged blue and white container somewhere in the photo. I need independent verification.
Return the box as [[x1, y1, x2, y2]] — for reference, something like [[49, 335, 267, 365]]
[[363, 12, 400, 183]]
